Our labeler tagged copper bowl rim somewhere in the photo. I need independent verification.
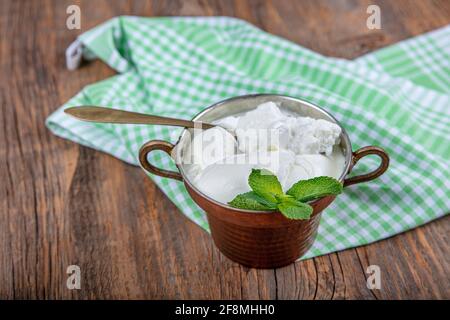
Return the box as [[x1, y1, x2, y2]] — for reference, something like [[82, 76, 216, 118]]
[[173, 93, 353, 215]]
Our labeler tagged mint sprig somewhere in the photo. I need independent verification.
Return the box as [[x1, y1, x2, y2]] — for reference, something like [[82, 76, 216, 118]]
[[228, 169, 343, 220]]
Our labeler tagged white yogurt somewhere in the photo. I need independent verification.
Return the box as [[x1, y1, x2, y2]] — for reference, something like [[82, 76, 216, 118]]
[[182, 102, 345, 203]]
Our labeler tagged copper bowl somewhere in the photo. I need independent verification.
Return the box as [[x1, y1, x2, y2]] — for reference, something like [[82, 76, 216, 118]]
[[138, 94, 389, 268]]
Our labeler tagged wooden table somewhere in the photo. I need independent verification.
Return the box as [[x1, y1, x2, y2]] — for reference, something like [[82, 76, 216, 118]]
[[1, 0, 449, 299]]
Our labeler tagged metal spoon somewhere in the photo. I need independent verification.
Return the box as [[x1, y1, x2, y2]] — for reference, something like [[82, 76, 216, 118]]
[[64, 106, 217, 130]]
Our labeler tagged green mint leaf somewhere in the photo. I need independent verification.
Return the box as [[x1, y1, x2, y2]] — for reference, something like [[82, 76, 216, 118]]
[[246, 192, 278, 209], [248, 169, 283, 203], [277, 198, 313, 220], [228, 191, 277, 211], [286, 176, 343, 202], [274, 193, 295, 203]]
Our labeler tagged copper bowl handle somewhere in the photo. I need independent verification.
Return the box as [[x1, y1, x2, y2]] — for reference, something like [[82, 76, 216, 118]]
[[343, 146, 389, 187], [138, 140, 183, 181]]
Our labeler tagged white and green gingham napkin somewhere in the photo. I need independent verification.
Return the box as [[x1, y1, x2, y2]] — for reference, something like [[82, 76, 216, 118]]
[[46, 17, 450, 259]]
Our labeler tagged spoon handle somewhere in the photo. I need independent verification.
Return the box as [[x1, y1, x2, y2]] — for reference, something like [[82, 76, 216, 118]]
[[64, 106, 215, 129]]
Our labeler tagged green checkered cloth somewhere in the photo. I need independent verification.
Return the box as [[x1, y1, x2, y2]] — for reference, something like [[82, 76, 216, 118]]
[[46, 17, 450, 259]]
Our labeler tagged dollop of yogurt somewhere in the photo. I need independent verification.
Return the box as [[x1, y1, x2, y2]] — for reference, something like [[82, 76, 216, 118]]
[[182, 102, 345, 203]]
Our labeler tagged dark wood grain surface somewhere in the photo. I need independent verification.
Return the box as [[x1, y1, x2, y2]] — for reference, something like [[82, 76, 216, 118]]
[[1, 0, 449, 299]]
